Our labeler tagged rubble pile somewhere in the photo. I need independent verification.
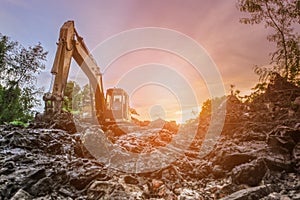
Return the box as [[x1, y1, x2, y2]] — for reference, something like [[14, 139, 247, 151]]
[[33, 112, 79, 134], [104, 119, 179, 153], [249, 74, 300, 124], [1, 75, 300, 199]]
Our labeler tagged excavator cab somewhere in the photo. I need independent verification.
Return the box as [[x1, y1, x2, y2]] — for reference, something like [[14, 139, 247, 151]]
[[105, 88, 130, 122]]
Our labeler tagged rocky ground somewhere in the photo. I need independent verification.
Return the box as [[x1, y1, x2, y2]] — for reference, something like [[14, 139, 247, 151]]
[[1, 74, 300, 200]]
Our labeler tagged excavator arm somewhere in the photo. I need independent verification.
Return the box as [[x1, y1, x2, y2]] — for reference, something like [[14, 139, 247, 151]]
[[43, 21, 105, 123]]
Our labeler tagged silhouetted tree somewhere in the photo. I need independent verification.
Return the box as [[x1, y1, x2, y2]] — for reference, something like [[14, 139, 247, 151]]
[[238, 0, 300, 84]]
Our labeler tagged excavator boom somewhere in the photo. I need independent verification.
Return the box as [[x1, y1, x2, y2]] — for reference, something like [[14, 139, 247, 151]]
[[43, 21, 105, 122]]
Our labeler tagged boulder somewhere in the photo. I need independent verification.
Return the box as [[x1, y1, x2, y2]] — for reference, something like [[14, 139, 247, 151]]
[[27, 177, 53, 197], [220, 184, 279, 200], [124, 175, 139, 185], [232, 158, 267, 186], [267, 126, 300, 153], [87, 181, 123, 200], [293, 142, 300, 172], [10, 189, 32, 200]]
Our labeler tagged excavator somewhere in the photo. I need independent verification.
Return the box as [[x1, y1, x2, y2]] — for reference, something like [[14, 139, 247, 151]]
[[43, 20, 130, 124]]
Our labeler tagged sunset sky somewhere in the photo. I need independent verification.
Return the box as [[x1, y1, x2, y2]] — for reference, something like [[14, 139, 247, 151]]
[[0, 0, 277, 122]]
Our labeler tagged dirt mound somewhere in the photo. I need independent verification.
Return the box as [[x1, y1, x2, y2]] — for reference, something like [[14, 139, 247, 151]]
[[1, 75, 300, 199]]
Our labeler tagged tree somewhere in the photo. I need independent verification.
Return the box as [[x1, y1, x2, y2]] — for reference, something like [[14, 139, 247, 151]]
[[230, 84, 241, 96], [81, 84, 92, 108], [199, 96, 226, 121], [238, 0, 300, 84], [63, 81, 82, 112], [79, 83, 96, 117], [0, 85, 23, 123], [0, 34, 47, 123]]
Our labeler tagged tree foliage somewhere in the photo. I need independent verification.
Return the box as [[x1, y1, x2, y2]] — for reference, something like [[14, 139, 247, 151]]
[[199, 96, 226, 120], [81, 84, 92, 107], [0, 85, 22, 123], [238, 0, 300, 84], [63, 81, 82, 112], [0, 34, 47, 123]]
